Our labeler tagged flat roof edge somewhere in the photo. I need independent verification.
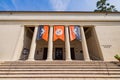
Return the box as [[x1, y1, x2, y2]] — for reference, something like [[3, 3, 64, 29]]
[[0, 11, 120, 14]]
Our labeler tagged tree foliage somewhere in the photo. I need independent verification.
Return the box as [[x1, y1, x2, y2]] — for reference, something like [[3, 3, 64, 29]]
[[94, 0, 118, 12]]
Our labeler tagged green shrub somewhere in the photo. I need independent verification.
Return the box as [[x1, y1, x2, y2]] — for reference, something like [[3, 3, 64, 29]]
[[114, 54, 120, 60]]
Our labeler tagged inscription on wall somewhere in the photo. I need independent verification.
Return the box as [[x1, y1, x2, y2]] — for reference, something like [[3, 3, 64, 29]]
[[101, 45, 112, 48]]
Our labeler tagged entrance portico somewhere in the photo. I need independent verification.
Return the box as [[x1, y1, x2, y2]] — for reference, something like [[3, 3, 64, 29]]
[[14, 25, 103, 61]]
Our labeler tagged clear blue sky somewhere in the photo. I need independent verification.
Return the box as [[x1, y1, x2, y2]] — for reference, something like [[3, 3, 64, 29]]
[[0, 0, 120, 11]]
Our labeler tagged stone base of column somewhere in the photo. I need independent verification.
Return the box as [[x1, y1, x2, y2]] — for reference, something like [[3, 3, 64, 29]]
[[84, 58, 91, 61], [27, 58, 35, 61], [46, 58, 53, 61], [66, 58, 72, 61]]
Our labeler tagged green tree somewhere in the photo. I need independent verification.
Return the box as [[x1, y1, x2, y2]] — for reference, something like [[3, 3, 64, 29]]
[[94, 0, 118, 12]]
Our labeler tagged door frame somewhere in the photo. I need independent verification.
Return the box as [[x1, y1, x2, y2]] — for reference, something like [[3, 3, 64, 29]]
[[70, 48, 75, 60], [54, 47, 64, 60], [43, 47, 48, 60]]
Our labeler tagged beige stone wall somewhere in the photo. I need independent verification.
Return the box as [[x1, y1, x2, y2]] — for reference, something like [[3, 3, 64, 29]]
[[0, 25, 21, 61], [0, 12, 120, 22], [95, 26, 120, 61]]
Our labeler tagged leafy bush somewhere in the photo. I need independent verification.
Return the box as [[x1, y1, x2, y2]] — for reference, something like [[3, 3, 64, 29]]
[[114, 54, 120, 61]]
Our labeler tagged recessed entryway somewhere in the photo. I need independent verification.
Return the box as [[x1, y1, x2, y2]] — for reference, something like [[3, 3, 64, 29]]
[[55, 48, 63, 60]]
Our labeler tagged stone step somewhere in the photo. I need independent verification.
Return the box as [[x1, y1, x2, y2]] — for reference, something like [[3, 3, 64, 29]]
[[0, 67, 119, 70], [0, 63, 117, 66], [0, 68, 120, 70], [0, 66, 117, 69], [0, 70, 120, 74], [0, 65, 108, 67], [0, 64, 107, 66], [0, 61, 119, 67], [8, 62, 116, 65], [0, 63, 119, 66], [0, 72, 117, 76], [0, 74, 120, 78], [0, 70, 120, 73], [0, 61, 119, 79], [0, 61, 118, 64], [0, 69, 119, 75], [0, 63, 107, 65], [0, 65, 118, 67], [0, 65, 118, 68]]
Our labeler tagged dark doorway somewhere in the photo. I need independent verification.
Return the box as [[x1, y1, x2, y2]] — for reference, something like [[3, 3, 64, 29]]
[[55, 48, 63, 60], [43, 48, 48, 60], [70, 48, 75, 60]]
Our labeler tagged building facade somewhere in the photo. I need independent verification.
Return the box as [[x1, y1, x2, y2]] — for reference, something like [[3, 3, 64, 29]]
[[0, 11, 120, 61]]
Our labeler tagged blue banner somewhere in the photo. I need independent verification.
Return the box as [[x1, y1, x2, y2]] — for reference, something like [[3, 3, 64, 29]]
[[37, 25, 44, 40], [74, 25, 81, 40]]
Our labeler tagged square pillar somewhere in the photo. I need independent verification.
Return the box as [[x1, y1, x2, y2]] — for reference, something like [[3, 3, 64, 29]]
[[80, 26, 90, 61], [12, 25, 24, 61], [27, 26, 38, 61]]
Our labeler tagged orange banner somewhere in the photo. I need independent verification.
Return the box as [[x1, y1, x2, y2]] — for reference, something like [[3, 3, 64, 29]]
[[54, 25, 65, 41], [69, 25, 76, 41], [42, 25, 49, 41]]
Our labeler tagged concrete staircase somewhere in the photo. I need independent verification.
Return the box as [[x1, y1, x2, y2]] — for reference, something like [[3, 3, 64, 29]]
[[0, 61, 120, 80]]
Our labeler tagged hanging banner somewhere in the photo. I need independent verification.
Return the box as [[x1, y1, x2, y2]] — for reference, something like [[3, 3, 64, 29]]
[[37, 25, 49, 41], [69, 25, 81, 41], [54, 25, 65, 41]]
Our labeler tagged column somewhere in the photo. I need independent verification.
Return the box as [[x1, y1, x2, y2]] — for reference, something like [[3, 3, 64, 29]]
[[47, 26, 53, 61], [65, 26, 71, 61], [27, 26, 38, 61], [12, 25, 24, 61], [80, 26, 90, 61]]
